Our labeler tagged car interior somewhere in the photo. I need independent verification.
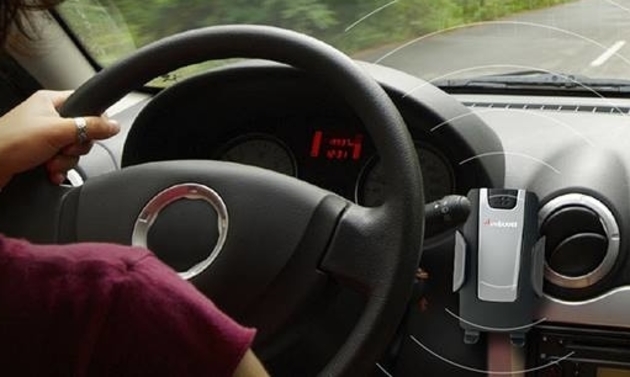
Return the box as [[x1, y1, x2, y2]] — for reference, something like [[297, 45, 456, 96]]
[[1, 1, 630, 376]]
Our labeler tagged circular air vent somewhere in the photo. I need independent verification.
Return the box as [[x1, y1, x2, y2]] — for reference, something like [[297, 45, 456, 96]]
[[539, 194, 620, 289]]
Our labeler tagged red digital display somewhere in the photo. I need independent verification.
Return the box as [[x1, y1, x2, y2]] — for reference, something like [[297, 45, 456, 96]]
[[310, 130, 364, 161]]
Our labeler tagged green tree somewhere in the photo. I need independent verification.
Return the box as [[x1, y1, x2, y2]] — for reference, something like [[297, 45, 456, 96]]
[[59, 0, 576, 67]]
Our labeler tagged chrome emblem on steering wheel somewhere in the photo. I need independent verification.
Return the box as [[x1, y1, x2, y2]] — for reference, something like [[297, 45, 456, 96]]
[[131, 183, 229, 280]]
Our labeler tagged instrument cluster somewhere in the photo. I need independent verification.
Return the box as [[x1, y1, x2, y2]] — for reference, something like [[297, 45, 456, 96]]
[[214, 120, 456, 206], [120, 65, 501, 214]]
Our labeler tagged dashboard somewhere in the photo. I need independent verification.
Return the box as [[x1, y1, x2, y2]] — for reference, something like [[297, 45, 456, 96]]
[[131, 108, 456, 205], [118, 63, 503, 232], [85, 61, 630, 376], [212, 130, 457, 206]]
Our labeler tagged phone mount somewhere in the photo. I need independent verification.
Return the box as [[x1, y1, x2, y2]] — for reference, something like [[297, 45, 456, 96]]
[[453, 188, 545, 346]]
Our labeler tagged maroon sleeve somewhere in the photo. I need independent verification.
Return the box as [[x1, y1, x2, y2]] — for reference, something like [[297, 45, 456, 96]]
[[88, 252, 256, 376], [0, 235, 255, 377]]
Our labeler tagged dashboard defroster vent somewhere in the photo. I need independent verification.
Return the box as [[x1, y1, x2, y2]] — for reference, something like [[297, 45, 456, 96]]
[[464, 102, 630, 115]]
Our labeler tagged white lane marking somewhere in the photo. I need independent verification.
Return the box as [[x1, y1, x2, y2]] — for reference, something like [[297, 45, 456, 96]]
[[591, 40, 626, 67]]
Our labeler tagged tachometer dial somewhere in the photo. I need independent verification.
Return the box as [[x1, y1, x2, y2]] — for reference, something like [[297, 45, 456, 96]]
[[219, 134, 297, 177], [357, 144, 455, 205]]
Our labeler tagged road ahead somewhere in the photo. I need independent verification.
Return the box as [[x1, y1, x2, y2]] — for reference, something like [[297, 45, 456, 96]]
[[354, 0, 630, 81]]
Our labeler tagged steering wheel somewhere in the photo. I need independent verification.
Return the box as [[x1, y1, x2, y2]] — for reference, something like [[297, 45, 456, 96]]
[[0, 25, 424, 376]]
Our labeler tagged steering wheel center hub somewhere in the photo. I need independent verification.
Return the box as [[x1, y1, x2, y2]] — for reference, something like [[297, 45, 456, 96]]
[[131, 183, 229, 280]]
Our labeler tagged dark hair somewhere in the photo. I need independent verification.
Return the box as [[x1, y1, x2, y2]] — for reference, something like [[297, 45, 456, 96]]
[[0, 0, 63, 47]]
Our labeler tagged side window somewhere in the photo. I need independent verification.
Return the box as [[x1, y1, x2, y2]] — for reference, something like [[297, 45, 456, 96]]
[[56, 0, 136, 66]]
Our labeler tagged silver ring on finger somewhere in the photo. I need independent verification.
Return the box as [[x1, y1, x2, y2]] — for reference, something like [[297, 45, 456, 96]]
[[74, 117, 88, 144]]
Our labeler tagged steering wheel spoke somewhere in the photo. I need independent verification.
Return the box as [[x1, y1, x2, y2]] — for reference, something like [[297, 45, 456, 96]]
[[0, 167, 73, 243], [65, 160, 348, 311], [320, 205, 397, 295]]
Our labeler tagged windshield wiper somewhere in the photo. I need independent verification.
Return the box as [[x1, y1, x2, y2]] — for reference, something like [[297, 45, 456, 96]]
[[435, 70, 630, 93]]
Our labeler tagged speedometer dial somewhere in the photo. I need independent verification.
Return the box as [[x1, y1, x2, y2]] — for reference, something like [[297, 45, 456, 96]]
[[219, 134, 297, 177], [357, 144, 455, 206]]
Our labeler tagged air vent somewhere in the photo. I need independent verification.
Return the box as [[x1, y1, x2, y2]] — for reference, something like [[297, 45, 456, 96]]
[[538, 194, 620, 289], [464, 102, 630, 115]]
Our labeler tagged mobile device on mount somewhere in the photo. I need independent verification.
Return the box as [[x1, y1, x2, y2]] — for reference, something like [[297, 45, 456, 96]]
[[453, 188, 545, 346]]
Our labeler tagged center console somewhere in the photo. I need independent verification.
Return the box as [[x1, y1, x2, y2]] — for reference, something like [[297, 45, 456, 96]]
[[377, 188, 630, 377]]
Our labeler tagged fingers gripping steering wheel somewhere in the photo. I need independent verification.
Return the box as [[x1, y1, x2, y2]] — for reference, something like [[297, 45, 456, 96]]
[[0, 25, 424, 376]]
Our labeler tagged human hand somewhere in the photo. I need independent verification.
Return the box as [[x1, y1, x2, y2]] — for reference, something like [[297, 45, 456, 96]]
[[0, 90, 120, 187]]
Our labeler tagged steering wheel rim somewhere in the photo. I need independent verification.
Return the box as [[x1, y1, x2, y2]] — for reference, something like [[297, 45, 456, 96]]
[[55, 25, 425, 376]]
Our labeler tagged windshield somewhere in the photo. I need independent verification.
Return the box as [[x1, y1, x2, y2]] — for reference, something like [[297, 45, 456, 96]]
[[56, 0, 630, 89]]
